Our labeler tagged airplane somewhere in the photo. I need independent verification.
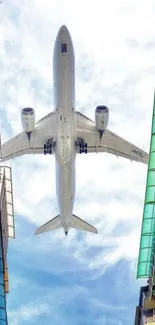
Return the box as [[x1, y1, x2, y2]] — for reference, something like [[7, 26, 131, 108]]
[[0, 25, 149, 236]]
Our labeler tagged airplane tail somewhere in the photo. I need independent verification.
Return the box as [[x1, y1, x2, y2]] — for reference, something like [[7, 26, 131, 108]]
[[35, 215, 62, 235], [35, 214, 98, 235], [71, 214, 98, 234]]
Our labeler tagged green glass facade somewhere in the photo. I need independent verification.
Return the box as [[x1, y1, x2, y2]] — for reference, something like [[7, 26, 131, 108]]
[[137, 93, 155, 278]]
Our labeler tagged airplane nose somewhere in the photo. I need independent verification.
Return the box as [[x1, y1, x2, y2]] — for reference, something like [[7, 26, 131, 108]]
[[58, 25, 70, 42], [59, 25, 68, 33]]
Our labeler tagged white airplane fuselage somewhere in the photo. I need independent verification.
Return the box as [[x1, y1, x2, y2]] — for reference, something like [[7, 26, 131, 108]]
[[53, 26, 76, 235]]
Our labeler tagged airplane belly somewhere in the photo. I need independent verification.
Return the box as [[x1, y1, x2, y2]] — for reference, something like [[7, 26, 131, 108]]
[[55, 109, 76, 227], [56, 121, 76, 161], [56, 162, 75, 213], [53, 25, 76, 229], [53, 29, 75, 113]]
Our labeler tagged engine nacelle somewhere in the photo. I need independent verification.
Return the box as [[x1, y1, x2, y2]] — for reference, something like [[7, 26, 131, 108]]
[[95, 106, 109, 136], [21, 107, 35, 133]]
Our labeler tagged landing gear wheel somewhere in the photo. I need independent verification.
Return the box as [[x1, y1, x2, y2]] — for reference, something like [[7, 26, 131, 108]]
[[77, 139, 88, 154], [44, 139, 55, 155]]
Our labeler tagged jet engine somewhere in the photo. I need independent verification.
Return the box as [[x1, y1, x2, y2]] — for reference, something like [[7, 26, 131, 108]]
[[21, 107, 35, 133], [95, 106, 109, 136]]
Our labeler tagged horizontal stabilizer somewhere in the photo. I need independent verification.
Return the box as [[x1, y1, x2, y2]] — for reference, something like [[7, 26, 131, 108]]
[[35, 215, 62, 235], [71, 214, 98, 234]]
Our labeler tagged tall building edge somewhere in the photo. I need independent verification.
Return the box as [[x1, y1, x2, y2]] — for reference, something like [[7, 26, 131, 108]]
[[0, 210, 8, 324], [0, 166, 15, 324], [137, 91, 155, 278], [135, 92, 155, 325]]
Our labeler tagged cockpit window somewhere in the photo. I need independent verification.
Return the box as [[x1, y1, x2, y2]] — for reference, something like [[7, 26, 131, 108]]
[[61, 44, 67, 53]]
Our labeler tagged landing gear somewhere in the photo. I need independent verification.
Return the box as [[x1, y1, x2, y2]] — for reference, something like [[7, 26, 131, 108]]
[[79, 142, 87, 154], [76, 138, 87, 154], [44, 139, 55, 155]]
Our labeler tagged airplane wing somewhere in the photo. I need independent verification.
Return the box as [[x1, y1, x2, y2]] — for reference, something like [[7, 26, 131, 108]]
[[1, 112, 55, 162], [76, 112, 149, 164]]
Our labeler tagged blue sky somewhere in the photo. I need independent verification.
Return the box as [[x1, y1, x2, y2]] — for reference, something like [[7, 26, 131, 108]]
[[0, 0, 154, 324]]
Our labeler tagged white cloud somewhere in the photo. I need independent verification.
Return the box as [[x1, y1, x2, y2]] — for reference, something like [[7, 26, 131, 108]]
[[8, 302, 49, 325]]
